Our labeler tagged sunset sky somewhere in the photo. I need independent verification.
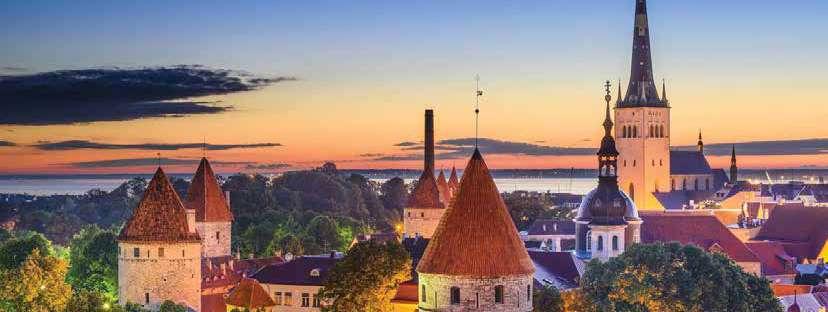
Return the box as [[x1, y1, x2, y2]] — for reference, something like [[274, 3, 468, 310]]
[[1, 0, 827, 174]]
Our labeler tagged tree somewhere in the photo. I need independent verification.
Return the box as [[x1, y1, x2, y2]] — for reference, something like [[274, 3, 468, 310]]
[[0, 249, 72, 312], [319, 240, 412, 312], [306, 215, 343, 252], [579, 242, 783, 312], [67, 225, 119, 300], [380, 177, 408, 211], [67, 290, 121, 312], [159, 300, 187, 312], [0, 232, 53, 270], [534, 285, 564, 312]]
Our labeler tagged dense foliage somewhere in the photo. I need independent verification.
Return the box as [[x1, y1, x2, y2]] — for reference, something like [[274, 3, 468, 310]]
[[225, 170, 403, 257], [502, 191, 576, 230], [319, 240, 412, 312], [578, 243, 782, 312], [67, 225, 119, 301], [533, 285, 564, 312]]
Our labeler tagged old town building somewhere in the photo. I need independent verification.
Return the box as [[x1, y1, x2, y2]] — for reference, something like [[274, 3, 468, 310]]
[[118, 168, 203, 311], [417, 149, 535, 312]]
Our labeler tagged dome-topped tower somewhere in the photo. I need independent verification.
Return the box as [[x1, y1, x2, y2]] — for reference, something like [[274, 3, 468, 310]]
[[576, 81, 641, 261]]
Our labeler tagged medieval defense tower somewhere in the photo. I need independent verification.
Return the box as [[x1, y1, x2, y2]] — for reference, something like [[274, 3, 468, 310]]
[[118, 168, 202, 311]]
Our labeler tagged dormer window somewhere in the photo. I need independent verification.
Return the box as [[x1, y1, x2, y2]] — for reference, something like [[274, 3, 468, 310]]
[[310, 269, 320, 277]]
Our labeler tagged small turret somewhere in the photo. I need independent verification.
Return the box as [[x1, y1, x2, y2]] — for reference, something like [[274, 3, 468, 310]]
[[730, 145, 738, 183]]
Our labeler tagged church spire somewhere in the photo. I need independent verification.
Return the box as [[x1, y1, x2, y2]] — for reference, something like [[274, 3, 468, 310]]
[[620, 0, 664, 107], [697, 131, 704, 153], [598, 81, 619, 180], [730, 145, 738, 183]]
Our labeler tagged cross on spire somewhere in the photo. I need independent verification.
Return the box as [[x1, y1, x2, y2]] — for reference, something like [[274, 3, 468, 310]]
[[474, 74, 483, 149]]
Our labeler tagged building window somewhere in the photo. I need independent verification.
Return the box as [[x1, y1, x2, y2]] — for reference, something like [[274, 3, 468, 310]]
[[451, 287, 460, 304], [694, 179, 699, 191], [624, 160, 627, 167], [682, 179, 687, 190], [527, 285, 531, 302], [494, 285, 504, 304], [274, 292, 283, 305], [216, 231, 220, 240], [145, 293, 149, 304], [313, 294, 320, 307], [420, 213, 425, 218], [597, 236, 604, 251], [284, 292, 293, 306], [652, 159, 655, 166], [407, 212, 411, 217], [622, 126, 628, 138], [421, 285, 427, 302], [633, 126, 638, 138], [671, 179, 675, 191], [133, 247, 140, 258], [158, 247, 164, 258], [705, 178, 710, 190], [660, 125, 665, 138], [302, 293, 310, 307], [612, 236, 619, 251]]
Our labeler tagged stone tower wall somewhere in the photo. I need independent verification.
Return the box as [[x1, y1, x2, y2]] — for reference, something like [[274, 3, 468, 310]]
[[616, 106, 670, 210], [417, 273, 533, 312], [404, 207, 445, 239], [118, 241, 202, 311], [197, 221, 232, 258]]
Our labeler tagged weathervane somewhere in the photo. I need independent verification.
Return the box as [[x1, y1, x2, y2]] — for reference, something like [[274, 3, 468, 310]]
[[475, 75, 483, 148]]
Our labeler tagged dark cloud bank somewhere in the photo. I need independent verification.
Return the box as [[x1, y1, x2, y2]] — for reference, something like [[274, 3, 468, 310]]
[[0, 65, 295, 125], [373, 137, 828, 161], [34, 140, 281, 151], [67, 157, 252, 168]]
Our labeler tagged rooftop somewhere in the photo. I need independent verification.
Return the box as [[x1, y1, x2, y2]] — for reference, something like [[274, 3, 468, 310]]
[[118, 167, 200, 243], [417, 149, 534, 277], [639, 212, 759, 263]]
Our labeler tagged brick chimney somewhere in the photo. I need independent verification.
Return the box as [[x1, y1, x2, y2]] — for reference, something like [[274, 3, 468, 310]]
[[424, 109, 435, 175]]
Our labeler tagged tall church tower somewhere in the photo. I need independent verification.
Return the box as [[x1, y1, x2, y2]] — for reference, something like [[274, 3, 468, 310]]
[[615, 0, 670, 211]]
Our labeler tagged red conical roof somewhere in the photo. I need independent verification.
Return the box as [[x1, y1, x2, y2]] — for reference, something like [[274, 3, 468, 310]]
[[119, 168, 200, 243], [185, 158, 233, 222], [437, 170, 451, 205], [448, 166, 460, 194], [417, 150, 534, 277], [407, 170, 443, 209]]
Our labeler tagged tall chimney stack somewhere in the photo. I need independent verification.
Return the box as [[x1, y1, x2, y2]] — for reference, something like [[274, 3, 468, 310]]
[[424, 109, 435, 175]]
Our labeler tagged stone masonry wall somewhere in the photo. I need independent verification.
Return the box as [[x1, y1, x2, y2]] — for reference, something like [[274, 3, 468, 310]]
[[196, 221, 232, 258], [118, 241, 202, 311], [404, 207, 445, 239], [418, 273, 533, 312]]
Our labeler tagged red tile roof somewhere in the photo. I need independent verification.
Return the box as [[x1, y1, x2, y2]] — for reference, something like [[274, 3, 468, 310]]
[[186, 158, 233, 222], [745, 241, 796, 276], [201, 294, 226, 312], [225, 277, 276, 309], [639, 213, 759, 263], [417, 150, 534, 277], [437, 170, 451, 205], [448, 166, 460, 195], [407, 170, 443, 209], [754, 203, 828, 260], [772, 284, 813, 297], [392, 280, 419, 303], [119, 168, 201, 243]]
